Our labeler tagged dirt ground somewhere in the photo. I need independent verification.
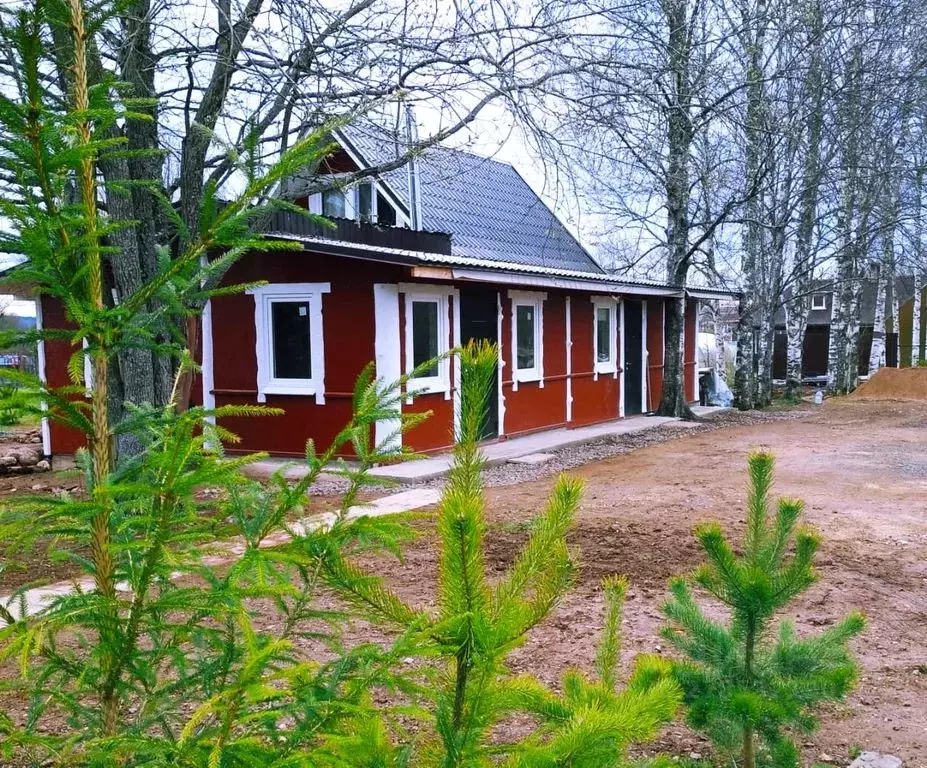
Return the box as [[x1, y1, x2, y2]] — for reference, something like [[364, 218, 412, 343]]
[[352, 398, 927, 765], [3, 398, 925, 764]]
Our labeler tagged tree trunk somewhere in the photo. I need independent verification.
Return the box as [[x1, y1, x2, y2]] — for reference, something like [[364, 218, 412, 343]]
[[868, 263, 887, 375], [658, 296, 693, 418], [785, 0, 824, 400], [656, 0, 695, 419], [734, 296, 755, 410], [913, 274, 923, 366]]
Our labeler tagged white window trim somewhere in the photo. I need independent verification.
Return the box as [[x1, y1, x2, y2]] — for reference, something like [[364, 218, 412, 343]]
[[811, 293, 827, 310], [400, 283, 453, 400], [509, 290, 546, 390], [247, 282, 331, 404], [591, 296, 619, 379]]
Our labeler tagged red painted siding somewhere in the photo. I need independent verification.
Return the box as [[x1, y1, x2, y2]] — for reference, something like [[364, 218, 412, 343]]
[[646, 299, 665, 411], [500, 292, 569, 435], [39, 247, 675, 457], [211, 250, 399, 456], [569, 297, 619, 426], [41, 296, 85, 455], [684, 297, 698, 404]]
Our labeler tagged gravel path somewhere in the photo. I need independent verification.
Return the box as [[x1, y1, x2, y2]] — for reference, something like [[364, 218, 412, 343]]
[[306, 406, 810, 496]]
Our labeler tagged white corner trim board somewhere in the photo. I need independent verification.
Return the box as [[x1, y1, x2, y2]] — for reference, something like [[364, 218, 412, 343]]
[[497, 291, 506, 436], [201, 299, 216, 423], [34, 298, 51, 457], [508, 289, 546, 390], [641, 300, 649, 411], [247, 282, 331, 404], [565, 295, 573, 423], [373, 284, 401, 450], [452, 289, 462, 437]]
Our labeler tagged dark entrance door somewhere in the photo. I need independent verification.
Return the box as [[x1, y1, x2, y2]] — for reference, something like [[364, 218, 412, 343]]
[[623, 299, 644, 416], [459, 288, 499, 439]]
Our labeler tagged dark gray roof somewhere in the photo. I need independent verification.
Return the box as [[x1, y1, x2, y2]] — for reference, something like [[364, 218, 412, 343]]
[[318, 121, 604, 275]]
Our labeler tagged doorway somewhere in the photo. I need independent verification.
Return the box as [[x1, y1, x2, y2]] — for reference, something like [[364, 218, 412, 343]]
[[623, 299, 644, 416], [459, 288, 500, 439]]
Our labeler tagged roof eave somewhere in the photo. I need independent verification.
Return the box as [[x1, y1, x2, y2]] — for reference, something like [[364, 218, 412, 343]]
[[267, 232, 682, 296]]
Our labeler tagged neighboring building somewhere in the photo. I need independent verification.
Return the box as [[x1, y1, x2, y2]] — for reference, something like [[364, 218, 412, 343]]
[[771, 276, 924, 382], [38, 124, 730, 458]]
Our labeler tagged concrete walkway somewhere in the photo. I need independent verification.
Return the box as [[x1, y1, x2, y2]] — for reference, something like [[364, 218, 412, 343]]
[[370, 414, 679, 483], [247, 407, 730, 485]]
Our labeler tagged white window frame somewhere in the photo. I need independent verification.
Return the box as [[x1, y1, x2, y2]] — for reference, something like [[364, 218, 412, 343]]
[[247, 282, 331, 404], [591, 296, 619, 378], [401, 284, 452, 398], [811, 293, 827, 310], [309, 180, 377, 223], [509, 290, 546, 389]]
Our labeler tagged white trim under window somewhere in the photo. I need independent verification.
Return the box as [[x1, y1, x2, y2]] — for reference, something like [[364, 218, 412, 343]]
[[591, 296, 618, 378], [401, 284, 453, 399], [247, 282, 331, 404], [509, 290, 546, 389], [811, 293, 827, 310]]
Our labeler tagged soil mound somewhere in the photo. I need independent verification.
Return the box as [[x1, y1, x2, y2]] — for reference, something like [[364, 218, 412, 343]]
[[851, 366, 927, 400]]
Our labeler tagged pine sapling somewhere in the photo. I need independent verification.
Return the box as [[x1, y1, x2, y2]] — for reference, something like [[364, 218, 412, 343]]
[[661, 451, 865, 768], [316, 340, 680, 766]]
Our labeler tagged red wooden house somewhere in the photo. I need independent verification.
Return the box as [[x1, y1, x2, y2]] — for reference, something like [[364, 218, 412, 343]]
[[38, 124, 721, 458]]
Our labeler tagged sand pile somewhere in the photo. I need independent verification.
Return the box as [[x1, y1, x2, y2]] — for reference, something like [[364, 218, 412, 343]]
[[852, 366, 927, 400]]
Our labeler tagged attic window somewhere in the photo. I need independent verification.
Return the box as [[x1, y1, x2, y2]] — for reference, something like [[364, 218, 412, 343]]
[[311, 181, 377, 223], [321, 189, 346, 218], [811, 293, 827, 310]]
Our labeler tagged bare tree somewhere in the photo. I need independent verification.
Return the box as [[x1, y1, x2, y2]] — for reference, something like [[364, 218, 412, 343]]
[[0, 0, 585, 434]]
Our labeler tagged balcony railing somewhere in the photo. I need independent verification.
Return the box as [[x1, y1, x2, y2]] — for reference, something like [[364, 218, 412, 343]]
[[261, 210, 453, 255]]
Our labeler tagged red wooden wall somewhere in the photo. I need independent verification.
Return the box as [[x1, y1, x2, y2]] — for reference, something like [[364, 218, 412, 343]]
[[646, 299, 664, 412], [40, 296, 86, 455], [40, 250, 673, 457], [569, 297, 620, 426]]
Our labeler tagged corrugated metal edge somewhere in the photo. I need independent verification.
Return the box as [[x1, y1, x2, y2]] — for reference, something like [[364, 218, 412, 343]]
[[264, 231, 681, 292]]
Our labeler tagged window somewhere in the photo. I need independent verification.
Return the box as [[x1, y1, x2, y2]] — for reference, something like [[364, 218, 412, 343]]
[[311, 181, 378, 223], [592, 297, 618, 375], [248, 283, 331, 403], [404, 287, 451, 395], [356, 182, 376, 223], [321, 189, 346, 218], [811, 293, 827, 310], [411, 300, 439, 376], [509, 291, 545, 386]]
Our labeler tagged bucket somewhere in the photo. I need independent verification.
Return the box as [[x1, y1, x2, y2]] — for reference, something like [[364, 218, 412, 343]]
[[813, 390, 824, 405]]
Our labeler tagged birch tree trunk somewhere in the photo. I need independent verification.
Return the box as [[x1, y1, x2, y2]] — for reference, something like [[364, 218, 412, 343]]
[[733, 0, 768, 409], [784, 0, 825, 399], [913, 274, 923, 366], [868, 262, 887, 374]]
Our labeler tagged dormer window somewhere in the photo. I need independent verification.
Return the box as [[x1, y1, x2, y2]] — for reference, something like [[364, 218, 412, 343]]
[[311, 180, 378, 223], [321, 189, 346, 219], [811, 293, 827, 310]]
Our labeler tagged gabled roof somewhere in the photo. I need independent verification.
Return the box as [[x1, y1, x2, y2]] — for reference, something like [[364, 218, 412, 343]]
[[291, 120, 605, 276]]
